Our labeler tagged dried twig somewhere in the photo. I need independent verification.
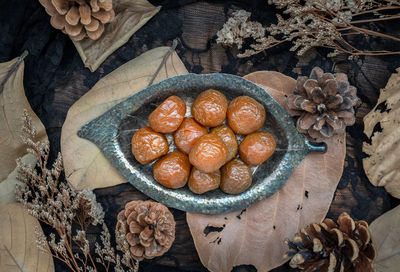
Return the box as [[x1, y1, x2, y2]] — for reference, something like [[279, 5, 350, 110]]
[[148, 39, 178, 86], [0, 50, 28, 94]]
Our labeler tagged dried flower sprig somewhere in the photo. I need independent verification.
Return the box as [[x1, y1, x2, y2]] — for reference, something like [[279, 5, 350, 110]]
[[16, 110, 138, 272], [217, 1, 400, 58]]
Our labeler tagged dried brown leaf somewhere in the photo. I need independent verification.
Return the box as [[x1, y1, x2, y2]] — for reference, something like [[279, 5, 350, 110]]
[[363, 68, 400, 198], [0, 202, 54, 272], [186, 71, 346, 272], [73, 0, 161, 71], [370, 205, 400, 272], [61, 46, 188, 190], [0, 53, 48, 183]]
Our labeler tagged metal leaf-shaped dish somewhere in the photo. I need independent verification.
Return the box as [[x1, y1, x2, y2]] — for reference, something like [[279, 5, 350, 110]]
[[78, 73, 326, 214]]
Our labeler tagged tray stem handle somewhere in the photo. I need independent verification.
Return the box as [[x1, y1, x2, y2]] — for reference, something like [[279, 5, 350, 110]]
[[306, 141, 327, 153]]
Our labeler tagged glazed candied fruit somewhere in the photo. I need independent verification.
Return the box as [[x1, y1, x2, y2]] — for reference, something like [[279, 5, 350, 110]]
[[239, 131, 276, 165], [227, 96, 266, 135], [210, 125, 238, 162], [191, 89, 228, 127], [188, 168, 221, 194], [174, 117, 208, 154], [220, 159, 252, 194], [131, 126, 168, 165], [148, 95, 186, 133], [189, 134, 228, 173], [153, 150, 191, 189]]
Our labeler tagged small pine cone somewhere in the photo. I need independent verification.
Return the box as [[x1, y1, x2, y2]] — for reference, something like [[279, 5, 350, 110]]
[[38, 0, 115, 41], [116, 200, 176, 261], [286, 67, 360, 141], [285, 212, 376, 272]]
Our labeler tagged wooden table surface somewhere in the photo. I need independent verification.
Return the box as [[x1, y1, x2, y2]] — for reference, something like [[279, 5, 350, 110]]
[[1, 0, 399, 271]]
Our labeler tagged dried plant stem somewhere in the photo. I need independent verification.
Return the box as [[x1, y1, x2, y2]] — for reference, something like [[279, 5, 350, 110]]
[[352, 5, 400, 16], [305, 2, 399, 54], [351, 15, 400, 24], [314, 5, 400, 43], [344, 24, 400, 42], [0, 50, 28, 94], [148, 39, 178, 86]]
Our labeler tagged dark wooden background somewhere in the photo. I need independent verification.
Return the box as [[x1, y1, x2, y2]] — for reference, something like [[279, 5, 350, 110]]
[[1, 0, 400, 271]]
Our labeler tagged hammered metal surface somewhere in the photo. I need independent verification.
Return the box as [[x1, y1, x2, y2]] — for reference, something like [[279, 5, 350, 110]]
[[78, 73, 326, 214]]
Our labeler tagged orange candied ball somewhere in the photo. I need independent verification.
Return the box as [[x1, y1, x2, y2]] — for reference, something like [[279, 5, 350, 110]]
[[220, 159, 252, 194], [210, 125, 238, 162], [153, 150, 191, 189], [131, 126, 169, 165], [191, 89, 228, 127], [189, 134, 228, 173], [174, 117, 208, 154], [227, 96, 266, 135], [188, 168, 221, 194], [239, 131, 276, 165], [148, 95, 186, 133]]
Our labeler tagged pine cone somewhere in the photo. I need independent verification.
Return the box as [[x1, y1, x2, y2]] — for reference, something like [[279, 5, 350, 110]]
[[38, 0, 115, 41], [116, 200, 176, 261], [287, 67, 360, 141], [285, 212, 376, 272]]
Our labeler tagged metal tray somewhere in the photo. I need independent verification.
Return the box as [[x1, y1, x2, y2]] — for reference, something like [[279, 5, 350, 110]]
[[78, 73, 326, 214]]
